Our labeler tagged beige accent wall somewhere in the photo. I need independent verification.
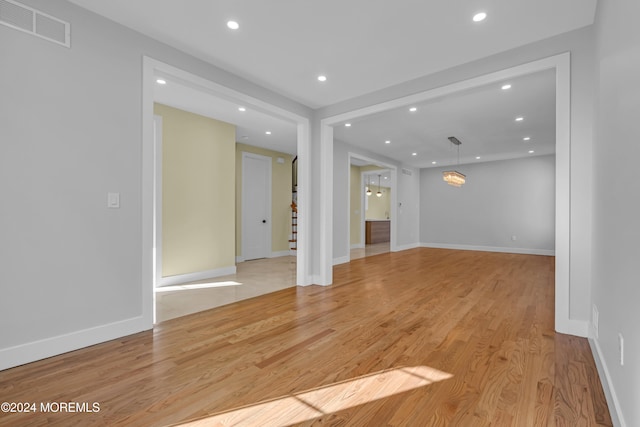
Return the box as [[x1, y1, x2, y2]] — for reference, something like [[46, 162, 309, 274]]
[[236, 143, 293, 256], [154, 103, 236, 277], [366, 186, 391, 220], [350, 165, 362, 246]]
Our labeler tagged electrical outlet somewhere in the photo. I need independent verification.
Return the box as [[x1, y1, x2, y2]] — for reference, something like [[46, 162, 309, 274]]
[[619, 333, 624, 366], [592, 304, 599, 339]]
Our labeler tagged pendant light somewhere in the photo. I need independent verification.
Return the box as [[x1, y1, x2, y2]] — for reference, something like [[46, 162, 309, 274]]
[[366, 175, 372, 196], [443, 137, 466, 187], [376, 174, 383, 197]]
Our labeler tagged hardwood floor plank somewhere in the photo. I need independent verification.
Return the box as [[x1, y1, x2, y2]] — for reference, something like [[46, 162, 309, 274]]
[[0, 249, 612, 426]]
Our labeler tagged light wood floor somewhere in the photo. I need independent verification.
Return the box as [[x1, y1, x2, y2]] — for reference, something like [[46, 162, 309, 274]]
[[157, 245, 388, 323], [0, 248, 611, 426]]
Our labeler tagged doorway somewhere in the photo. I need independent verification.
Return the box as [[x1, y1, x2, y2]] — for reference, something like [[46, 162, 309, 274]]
[[142, 57, 311, 326], [320, 53, 577, 335], [348, 154, 396, 261]]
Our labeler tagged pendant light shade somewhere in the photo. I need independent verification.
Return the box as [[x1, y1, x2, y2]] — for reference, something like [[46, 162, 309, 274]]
[[366, 175, 372, 196], [376, 174, 383, 197], [442, 170, 466, 187], [443, 136, 466, 187]]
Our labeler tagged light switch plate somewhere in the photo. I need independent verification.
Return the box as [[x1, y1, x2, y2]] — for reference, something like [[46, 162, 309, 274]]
[[108, 192, 120, 208]]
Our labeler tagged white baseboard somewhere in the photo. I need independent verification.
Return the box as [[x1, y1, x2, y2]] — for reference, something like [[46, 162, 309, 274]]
[[269, 251, 291, 258], [0, 316, 150, 372], [308, 274, 322, 285], [590, 338, 626, 427], [420, 242, 555, 256], [350, 243, 364, 249], [157, 266, 237, 287], [393, 242, 420, 252], [333, 255, 350, 266], [555, 318, 589, 338], [237, 252, 292, 263]]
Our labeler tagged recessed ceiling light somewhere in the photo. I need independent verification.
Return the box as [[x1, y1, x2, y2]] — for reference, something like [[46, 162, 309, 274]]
[[501, 84, 512, 90], [317, 75, 327, 82], [345, 123, 351, 127], [473, 12, 487, 22], [523, 137, 531, 141], [515, 116, 524, 122], [409, 107, 417, 112], [385, 140, 391, 144], [412, 152, 417, 156], [227, 21, 239, 30], [528, 150, 535, 154], [156, 79, 166, 85], [432, 161, 437, 165], [384, 176, 388, 180], [265, 131, 272, 135], [238, 107, 246, 112], [476, 156, 481, 160]]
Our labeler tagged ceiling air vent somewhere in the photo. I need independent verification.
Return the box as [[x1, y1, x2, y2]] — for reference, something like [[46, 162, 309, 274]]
[[0, 0, 70, 47], [402, 168, 412, 176]]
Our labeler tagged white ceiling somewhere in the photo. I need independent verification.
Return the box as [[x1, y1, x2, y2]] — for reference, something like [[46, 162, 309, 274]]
[[68, 0, 595, 163], [68, 0, 595, 109], [337, 69, 556, 169]]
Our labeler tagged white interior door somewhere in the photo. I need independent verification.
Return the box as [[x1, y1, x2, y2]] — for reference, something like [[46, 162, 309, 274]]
[[242, 152, 271, 261]]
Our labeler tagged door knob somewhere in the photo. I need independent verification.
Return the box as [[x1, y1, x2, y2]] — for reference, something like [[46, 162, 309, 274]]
[[262, 220, 267, 223]]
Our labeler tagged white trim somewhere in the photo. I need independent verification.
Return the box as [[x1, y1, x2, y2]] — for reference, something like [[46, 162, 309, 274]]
[[590, 338, 626, 427], [157, 266, 237, 287], [393, 242, 420, 252], [351, 243, 365, 249], [141, 57, 155, 328], [269, 251, 291, 258], [295, 121, 311, 286], [153, 115, 163, 290], [241, 151, 272, 261], [318, 125, 334, 286], [553, 53, 573, 336], [420, 242, 555, 256], [309, 275, 322, 285], [560, 318, 589, 337], [0, 316, 147, 372], [236, 252, 295, 263], [320, 53, 573, 336], [333, 255, 350, 266]]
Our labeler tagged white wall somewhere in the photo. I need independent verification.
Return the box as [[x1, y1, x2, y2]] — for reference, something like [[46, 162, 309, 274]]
[[420, 155, 555, 254], [0, 0, 311, 370], [317, 25, 595, 330], [591, 1, 640, 426]]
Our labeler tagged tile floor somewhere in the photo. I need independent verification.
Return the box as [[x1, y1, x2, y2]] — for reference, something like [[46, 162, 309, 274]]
[[350, 242, 390, 260], [155, 256, 296, 323], [155, 242, 390, 323]]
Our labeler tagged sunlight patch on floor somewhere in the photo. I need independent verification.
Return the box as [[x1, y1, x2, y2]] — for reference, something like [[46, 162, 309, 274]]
[[177, 366, 453, 426]]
